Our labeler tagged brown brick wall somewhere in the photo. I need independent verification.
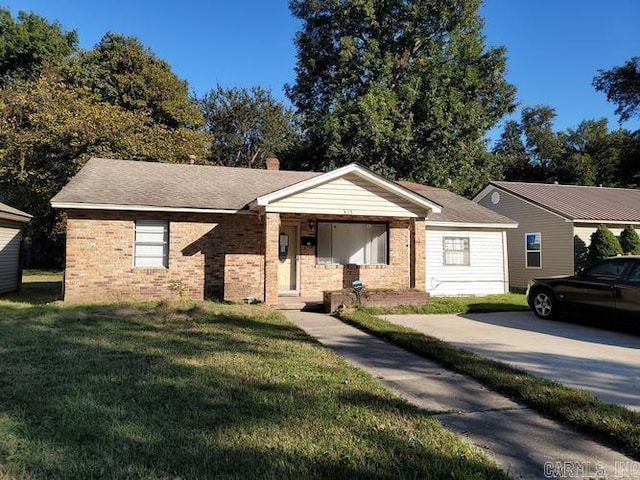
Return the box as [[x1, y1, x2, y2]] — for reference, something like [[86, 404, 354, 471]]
[[64, 210, 421, 304], [64, 210, 264, 303]]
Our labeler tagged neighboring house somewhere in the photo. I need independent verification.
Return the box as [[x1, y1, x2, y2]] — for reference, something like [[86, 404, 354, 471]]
[[51, 157, 515, 304], [0, 202, 32, 294], [475, 181, 640, 290]]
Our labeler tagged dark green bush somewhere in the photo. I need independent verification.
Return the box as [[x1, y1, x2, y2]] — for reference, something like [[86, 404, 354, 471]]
[[619, 225, 640, 255], [587, 224, 622, 264]]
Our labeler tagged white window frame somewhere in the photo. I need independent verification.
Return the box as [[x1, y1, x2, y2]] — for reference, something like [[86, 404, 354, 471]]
[[134, 219, 169, 268], [443, 237, 470, 266], [525, 232, 542, 269], [317, 222, 388, 266]]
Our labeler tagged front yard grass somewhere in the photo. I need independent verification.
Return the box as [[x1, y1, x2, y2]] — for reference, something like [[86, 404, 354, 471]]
[[362, 293, 529, 315], [0, 279, 508, 479], [338, 309, 640, 460]]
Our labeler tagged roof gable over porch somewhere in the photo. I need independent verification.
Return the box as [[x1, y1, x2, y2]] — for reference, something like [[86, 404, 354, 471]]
[[251, 164, 441, 217]]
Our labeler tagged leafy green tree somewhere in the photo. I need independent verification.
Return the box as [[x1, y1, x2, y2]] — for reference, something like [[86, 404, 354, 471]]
[[520, 106, 565, 180], [286, 0, 515, 195], [64, 32, 203, 128], [492, 120, 532, 181], [593, 57, 640, 122], [0, 73, 208, 266], [493, 109, 639, 187], [0, 8, 78, 85], [619, 225, 640, 255], [199, 84, 298, 168], [587, 225, 622, 265]]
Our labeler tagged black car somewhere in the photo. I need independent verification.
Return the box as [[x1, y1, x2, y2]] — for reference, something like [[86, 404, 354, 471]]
[[526, 256, 640, 320]]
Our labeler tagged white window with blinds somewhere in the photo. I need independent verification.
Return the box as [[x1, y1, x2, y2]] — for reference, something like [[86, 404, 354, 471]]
[[443, 237, 470, 266], [134, 220, 168, 268], [317, 222, 387, 265]]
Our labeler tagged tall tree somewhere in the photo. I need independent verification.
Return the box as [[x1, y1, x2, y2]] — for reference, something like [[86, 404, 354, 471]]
[[199, 85, 298, 168], [493, 108, 640, 187], [0, 72, 208, 266], [492, 120, 530, 181], [593, 57, 640, 122], [64, 32, 203, 128], [520, 105, 564, 179], [286, 0, 515, 195], [0, 8, 77, 85]]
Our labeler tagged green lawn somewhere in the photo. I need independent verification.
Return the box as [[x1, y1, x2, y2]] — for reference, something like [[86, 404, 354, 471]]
[[0, 277, 508, 479], [339, 309, 640, 460]]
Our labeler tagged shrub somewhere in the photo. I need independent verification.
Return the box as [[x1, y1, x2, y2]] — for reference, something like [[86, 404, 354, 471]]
[[587, 225, 622, 265], [619, 225, 640, 255]]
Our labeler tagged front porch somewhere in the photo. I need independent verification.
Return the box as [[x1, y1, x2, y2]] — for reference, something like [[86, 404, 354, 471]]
[[262, 212, 427, 305], [249, 163, 440, 306]]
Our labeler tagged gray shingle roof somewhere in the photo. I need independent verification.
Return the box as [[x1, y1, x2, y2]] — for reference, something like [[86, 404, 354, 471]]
[[491, 181, 640, 222], [52, 158, 516, 227], [51, 158, 321, 210], [0, 202, 32, 222], [398, 181, 517, 225]]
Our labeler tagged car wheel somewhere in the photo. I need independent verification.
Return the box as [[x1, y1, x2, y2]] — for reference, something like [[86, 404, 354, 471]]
[[530, 288, 556, 320]]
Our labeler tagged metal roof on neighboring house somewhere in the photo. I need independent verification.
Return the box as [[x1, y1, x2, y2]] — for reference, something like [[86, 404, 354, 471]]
[[0, 202, 32, 223], [398, 181, 517, 226], [489, 181, 640, 222]]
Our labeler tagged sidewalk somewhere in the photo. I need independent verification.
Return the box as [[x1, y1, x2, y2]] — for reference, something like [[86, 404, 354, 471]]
[[282, 310, 640, 480]]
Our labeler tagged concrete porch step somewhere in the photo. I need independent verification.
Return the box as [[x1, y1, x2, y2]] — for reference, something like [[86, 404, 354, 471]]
[[273, 299, 324, 311]]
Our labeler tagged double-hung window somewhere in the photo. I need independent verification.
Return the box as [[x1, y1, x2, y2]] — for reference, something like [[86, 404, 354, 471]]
[[525, 232, 542, 268], [317, 222, 387, 265], [443, 237, 470, 266], [134, 220, 168, 268]]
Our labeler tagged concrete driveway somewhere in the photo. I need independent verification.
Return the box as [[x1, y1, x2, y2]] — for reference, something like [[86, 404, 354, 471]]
[[385, 311, 640, 411]]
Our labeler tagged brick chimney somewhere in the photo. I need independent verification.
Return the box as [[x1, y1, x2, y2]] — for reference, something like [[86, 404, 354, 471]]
[[265, 157, 280, 171]]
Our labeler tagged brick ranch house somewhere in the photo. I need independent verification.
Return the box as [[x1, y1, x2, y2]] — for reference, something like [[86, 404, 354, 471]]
[[51, 157, 516, 304]]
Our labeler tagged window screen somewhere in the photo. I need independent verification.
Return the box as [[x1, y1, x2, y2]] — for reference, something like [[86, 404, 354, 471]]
[[134, 220, 168, 268]]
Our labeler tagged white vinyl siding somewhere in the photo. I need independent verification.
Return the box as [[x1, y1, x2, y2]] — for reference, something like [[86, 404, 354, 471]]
[[267, 173, 425, 217], [0, 224, 21, 294], [426, 229, 507, 295], [317, 222, 387, 265], [134, 220, 168, 268], [476, 187, 574, 290]]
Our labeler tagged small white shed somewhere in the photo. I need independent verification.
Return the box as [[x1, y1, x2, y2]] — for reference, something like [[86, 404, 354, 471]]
[[0, 202, 32, 294]]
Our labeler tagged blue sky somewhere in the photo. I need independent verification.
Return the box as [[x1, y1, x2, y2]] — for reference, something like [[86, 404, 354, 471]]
[[3, 0, 640, 141]]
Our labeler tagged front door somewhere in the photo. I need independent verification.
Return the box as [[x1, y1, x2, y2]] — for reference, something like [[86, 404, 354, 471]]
[[278, 224, 298, 294]]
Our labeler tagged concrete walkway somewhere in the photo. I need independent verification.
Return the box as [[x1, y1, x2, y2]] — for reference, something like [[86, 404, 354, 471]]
[[283, 310, 640, 480]]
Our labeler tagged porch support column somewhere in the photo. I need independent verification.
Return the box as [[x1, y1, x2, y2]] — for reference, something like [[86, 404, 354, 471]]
[[410, 217, 426, 290], [264, 212, 280, 305]]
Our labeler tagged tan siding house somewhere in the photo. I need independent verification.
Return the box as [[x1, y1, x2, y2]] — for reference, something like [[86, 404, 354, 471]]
[[0, 203, 32, 294], [475, 182, 640, 290], [52, 158, 515, 304]]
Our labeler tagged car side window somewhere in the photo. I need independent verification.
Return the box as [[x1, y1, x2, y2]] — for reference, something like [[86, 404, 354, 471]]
[[586, 259, 629, 279], [627, 263, 640, 283]]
